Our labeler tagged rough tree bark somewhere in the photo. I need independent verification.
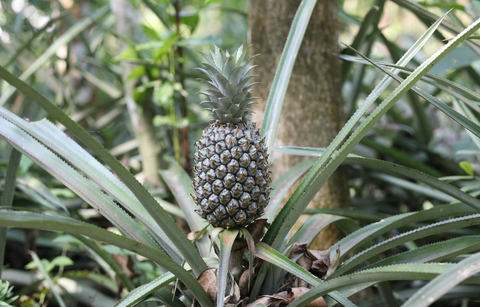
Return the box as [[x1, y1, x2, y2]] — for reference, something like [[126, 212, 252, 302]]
[[249, 0, 351, 250], [110, 0, 161, 187]]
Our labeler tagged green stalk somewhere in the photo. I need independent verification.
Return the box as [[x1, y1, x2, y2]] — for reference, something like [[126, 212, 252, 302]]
[[0, 148, 21, 276]]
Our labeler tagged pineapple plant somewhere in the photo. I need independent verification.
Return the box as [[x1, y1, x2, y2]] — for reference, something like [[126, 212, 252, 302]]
[[193, 45, 271, 229], [3, 4, 480, 307], [0, 281, 17, 307]]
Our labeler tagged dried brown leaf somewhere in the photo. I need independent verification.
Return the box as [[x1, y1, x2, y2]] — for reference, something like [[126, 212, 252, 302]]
[[309, 249, 330, 266], [187, 230, 199, 241], [309, 249, 330, 277], [225, 294, 239, 305], [311, 260, 328, 277], [239, 267, 256, 298], [197, 268, 218, 303], [289, 244, 332, 280], [289, 243, 312, 267], [325, 247, 340, 279], [289, 243, 312, 287], [245, 294, 289, 307], [277, 287, 327, 307], [232, 219, 267, 251]]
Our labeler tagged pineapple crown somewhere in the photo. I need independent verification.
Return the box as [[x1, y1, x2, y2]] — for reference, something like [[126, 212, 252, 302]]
[[197, 45, 259, 124]]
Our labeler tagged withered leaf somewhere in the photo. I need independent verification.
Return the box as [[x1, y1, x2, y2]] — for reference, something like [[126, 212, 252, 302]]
[[289, 243, 332, 280], [325, 247, 341, 279], [311, 260, 328, 277], [309, 249, 330, 277], [232, 219, 267, 251], [309, 249, 331, 266], [225, 294, 238, 305], [277, 287, 327, 307], [187, 230, 199, 241], [239, 267, 256, 298], [245, 294, 289, 307], [197, 268, 218, 304], [288, 243, 312, 287]]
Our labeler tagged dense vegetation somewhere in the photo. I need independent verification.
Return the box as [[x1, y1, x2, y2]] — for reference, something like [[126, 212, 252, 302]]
[[2, 0, 480, 306]]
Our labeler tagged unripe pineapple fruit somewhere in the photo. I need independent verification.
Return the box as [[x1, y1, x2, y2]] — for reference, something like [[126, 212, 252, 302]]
[[193, 45, 271, 229]]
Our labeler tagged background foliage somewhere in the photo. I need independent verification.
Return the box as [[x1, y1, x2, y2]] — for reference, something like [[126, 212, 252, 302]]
[[1, 0, 480, 306]]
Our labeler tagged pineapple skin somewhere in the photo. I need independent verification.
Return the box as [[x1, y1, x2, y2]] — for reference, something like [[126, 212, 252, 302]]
[[193, 122, 271, 228]]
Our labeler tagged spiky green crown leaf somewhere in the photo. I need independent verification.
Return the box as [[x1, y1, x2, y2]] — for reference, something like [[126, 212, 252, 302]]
[[197, 45, 259, 124], [0, 281, 18, 306]]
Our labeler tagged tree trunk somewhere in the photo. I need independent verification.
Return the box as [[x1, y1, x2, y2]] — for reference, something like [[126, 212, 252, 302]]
[[249, 0, 350, 250]]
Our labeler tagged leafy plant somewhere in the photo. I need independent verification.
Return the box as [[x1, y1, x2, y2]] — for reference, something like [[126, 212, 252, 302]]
[[0, 280, 18, 307], [2, 1, 480, 307]]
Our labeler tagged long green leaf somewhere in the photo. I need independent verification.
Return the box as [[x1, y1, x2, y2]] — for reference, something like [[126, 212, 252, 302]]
[[370, 173, 454, 203], [260, 0, 319, 155], [2, 268, 117, 306], [0, 148, 21, 277], [273, 146, 480, 211], [217, 229, 239, 307], [263, 11, 452, 250], [273, 16, 480, 251], [391, 0, 480, 51], [339, 55, 480, 106], [383, 34, 433, 144], [264, 159, 315, 223], [30, 251, 67, 307], [115, 272, 176, 307], [302, 207, 385, 223], [158, 161, 210, 257], [0, 6, 109, 106], [344, 43, 480, 140], [401, 252, 480, 307], [0, 108, 182, 262], [0, 116, 160, 250], [331, 203, 477, 267], [17, 176, 68, 213], [154, 197, 186, 219], [338, 54, 480, 104], [256, 243, 320, 286], [0, 64, 207, 276], [255, 242, 356, 307], [333, 213, 480, 277], [341, 6, 380, 79], [452, 98, 480, 150], [0, 210, 213, 307], [364, 236, 480, 270], [240, 227, 255, 291], [360, 138, 441, 176], [288, 263, 480, 307], [288, 214, 346, 246], [330, 217, 401, 306], [73, 235, 135, 291]]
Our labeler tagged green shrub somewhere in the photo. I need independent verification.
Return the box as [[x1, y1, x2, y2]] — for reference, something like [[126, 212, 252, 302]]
[[1, 2, 480, 307]]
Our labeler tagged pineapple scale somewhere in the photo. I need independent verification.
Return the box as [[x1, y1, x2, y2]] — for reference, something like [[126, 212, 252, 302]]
[[193, 122, 271, 228]]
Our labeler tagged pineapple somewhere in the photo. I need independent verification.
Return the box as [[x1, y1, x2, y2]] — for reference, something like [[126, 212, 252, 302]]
[[193, 45, 271, 229]]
